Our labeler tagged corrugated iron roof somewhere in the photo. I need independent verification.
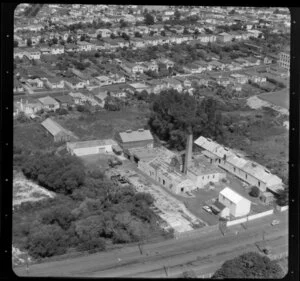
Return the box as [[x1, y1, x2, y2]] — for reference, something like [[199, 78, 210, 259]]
[[41, 118, 75, 137], [119, 129, 153, 143], [220, 187, 249, 205], [67, 139, 117, 150]]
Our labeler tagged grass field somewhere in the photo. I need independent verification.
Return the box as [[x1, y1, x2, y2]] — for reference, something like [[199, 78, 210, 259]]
[[57, 108, 150, 141], [14, 122, 56, 151], [259, 90, 289, 109]]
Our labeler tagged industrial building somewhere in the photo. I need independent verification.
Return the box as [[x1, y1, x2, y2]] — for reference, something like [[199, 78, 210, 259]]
[[194, 136, 283, 193], [117, 129, 154, 151], [41, 118, 78, 143], [211, 187, 251, 218], [134, 133, 227, 194], [66, 139, 119, 156]]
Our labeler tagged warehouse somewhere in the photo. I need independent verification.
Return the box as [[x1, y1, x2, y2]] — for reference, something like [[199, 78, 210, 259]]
[[194, 136, 283, 193], [216, 187, 251, 218], [66, 139, 119, 156], [41, 118, 78, 143], [117, 129, 154, 150]]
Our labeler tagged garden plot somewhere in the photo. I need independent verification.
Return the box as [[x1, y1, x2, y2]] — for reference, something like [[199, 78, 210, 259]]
[[13, 172, 56, 206]]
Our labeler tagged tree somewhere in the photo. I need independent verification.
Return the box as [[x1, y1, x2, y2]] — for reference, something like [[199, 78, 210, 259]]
[[160, 30, 166, 36], [120, 19, 127, 28], [52, 37, 58, 45], [174, 10, 181, 21], [110, 33, 116, 39], [212, 252, 284, 278], [26, 38, 32, 47], [14, 40, 19, 47], [67, 35, 73, 43], [182, 270, 197, 278], [249, 186, 260, 198], [39, 37, 45, 44], [183, 27, 190, 35], [276, 187, 288, 206], [97, 33, 102, 40], [134, 31, 142, 38], [122, 33, 130, 41], [144, 13, 154, 25]]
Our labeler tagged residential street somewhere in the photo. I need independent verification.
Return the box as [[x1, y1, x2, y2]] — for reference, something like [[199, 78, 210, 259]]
[[14, 211, 288, 278]]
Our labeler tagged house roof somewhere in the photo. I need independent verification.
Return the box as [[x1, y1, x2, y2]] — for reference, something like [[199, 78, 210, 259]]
[[220, 187, 249, 205], [54, 95, 74, 104], [67, 139, 117, 150], [119, 129, 153, 143], [38, 96, 59, 106]]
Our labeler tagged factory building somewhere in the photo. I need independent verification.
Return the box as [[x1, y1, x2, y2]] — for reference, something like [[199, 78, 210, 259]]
[[194, 136, 283, 193], [66, 139, 119, 156], [117, 129, 154, 151], [135, 133, 227, 194]]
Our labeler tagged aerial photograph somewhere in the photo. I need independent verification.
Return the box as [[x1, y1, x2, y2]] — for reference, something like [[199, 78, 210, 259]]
[[12, 4, 289, 278]]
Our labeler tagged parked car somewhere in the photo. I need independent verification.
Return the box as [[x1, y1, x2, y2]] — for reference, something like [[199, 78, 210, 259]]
[[202, 205, 212, 214], [271, 219, 280, 226]]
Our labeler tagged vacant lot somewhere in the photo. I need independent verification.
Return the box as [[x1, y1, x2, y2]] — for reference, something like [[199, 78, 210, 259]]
[[14, 121, 55, 151], [58, 108, 150, 141], [259, 90, 289, 109]]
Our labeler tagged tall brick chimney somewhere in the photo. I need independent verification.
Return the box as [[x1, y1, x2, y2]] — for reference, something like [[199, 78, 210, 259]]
[[183, 133, 193, 174]]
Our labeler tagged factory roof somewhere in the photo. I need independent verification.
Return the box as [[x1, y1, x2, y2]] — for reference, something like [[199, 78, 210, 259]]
[[41, 118, 76, 138], [119, 129, 154, 143], [195, 136, 283, 186], [220, 187, 250, 205], [67, 139, 117, 150], [187, 154, 226, 176]]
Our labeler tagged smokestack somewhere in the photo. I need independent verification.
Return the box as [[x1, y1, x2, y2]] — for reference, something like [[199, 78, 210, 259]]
[[183, 132, 193, 174]]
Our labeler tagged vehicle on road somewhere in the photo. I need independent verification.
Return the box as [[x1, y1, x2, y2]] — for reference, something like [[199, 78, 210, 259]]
[[202, 205, 212, 214], [271, 219, 280, 226]]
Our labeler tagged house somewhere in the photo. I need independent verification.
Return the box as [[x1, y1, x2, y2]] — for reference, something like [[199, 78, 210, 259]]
[[247, 29, 263, 38], [95, 75, 113, 87], [230, 73, 248, 84], [17, 99, 42, 115], [146, 79, 167, 94], [24, 48, 41, 60], [67, 139, 118, 156], [13, 79, 24, 93], [174, 76, 192, 88], [244, 71, 266, 83], [117, 129, 154, 150], [121, 62, 145, 76], [43, 77, 65, 89], [41, 118, 78, 143], [162, 78, 183, 92], [215, 187, 251, 218], [183, 63, 205, 74], [279, 48, 290, 70], [63, 76, 86, 90], [194, 136, 283, 193], [38, 96, 60, 111], [14, 48, 26, 59], [209, 60, 225, 71], [54, 95, 74, 108], [26, 78, 44, 89], [50, 45, 65, 55], [210, 74, 231, 87], [68, 92, 89, 105], [77, 41, 94, 52], [129, 82, 151, 93], [158, 58, 175, 69], [142, 61, 159, 72], [263, 56, 273, 65], [65, 43, 79, 53], [217, 32, 232, 42]]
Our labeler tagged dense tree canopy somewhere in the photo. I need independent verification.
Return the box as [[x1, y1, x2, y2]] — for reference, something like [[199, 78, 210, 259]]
[[22, 153, 85, 194], [212, 252, 284, 279]]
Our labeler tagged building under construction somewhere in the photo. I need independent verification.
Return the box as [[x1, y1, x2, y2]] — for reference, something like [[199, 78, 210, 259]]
[[130, 133, 226, 194]]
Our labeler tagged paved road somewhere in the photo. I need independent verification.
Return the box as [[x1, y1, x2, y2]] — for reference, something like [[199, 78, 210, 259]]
[[14, 211, 288, 278]]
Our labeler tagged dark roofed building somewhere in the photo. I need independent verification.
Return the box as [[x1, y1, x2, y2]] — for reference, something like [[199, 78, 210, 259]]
[[54, 95, 74, 108], [117, 129, 154, 150], [41, 118, 78, 143]]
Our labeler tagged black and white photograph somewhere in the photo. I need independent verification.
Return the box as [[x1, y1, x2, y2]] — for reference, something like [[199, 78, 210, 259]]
[[10, 4, 291, 278]]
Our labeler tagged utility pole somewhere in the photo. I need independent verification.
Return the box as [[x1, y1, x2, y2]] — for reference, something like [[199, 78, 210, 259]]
[[163, 265, 169, 277], [26, 251, 29, 275]]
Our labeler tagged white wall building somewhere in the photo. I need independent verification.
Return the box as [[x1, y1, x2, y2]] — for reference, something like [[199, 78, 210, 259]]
[[67, 139, 118, 156], [218, 187, 251, 218]]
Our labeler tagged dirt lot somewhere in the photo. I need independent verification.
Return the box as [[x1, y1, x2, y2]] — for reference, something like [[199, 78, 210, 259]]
[[259, 90, 289, 109]]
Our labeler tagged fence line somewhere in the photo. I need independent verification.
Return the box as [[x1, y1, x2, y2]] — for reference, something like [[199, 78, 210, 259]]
[[174, 224, 219, 239], [226, 209, 274, 227]]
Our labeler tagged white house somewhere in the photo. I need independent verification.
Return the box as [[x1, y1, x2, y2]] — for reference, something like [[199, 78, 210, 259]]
[[218, 187, 251, 218], [67, 139, 118, 156]]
